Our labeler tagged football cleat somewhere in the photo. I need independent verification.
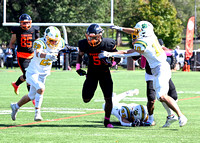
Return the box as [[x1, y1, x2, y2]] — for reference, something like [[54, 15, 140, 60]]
[[179, 115, 187, 127], [104, 119, 114, 128], [34, 111, 43, 121], [32, 100, 35, 106], [11, 103, 18, 121], [11, 82, 19, 95], [144, 121, 156, 126], [162, 114, 178, 127]]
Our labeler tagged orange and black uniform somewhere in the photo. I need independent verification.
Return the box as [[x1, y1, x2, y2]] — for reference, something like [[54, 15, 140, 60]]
[[11, 26, 40, 79], [78, 38, 118, 100]]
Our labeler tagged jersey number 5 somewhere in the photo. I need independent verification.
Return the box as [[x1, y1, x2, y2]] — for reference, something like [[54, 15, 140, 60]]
[[93, 56, 101, 65]]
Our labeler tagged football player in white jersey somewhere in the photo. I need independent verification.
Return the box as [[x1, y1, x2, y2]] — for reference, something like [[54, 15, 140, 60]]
[[10, 26, 65, 121], [99, 21, 187, 127]]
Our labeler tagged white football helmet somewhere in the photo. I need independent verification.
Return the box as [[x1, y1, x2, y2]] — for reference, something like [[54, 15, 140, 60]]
[[132, 105, 148, 122], [131, 21, 154, 40], [119, 106, 131, 119], [44, 26, 61, 49]]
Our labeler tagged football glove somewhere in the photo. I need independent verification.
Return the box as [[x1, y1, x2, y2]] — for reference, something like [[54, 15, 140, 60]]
[[46, 53, 58, 61], [101, 57, 112, 67], [76, 69, 87, 76], [110, 25, 123, 31]]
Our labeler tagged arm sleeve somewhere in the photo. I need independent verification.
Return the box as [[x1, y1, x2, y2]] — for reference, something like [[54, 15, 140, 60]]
[[112, 52, 140, 58]]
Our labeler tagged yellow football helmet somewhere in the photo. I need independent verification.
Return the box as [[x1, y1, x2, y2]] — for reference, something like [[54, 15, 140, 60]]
[[45, 26, 61, 49]]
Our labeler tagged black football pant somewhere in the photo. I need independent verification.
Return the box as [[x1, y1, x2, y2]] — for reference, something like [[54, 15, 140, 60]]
[[82, 71, 113, 102], [147, 78, 178, 101]]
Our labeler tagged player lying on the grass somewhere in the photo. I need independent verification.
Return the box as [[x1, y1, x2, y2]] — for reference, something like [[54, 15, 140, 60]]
[[10, 26, 66, 121], [103, 89, 151, 127]]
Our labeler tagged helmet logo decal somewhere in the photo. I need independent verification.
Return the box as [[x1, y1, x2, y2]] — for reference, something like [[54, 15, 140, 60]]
[[56, 33, 58, 37], [133, 109, 139, 116], [142, 24, 147, 29], [46, 29, 50, 34]]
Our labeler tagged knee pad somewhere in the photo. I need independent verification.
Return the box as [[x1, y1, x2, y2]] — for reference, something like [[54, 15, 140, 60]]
[[168, 79, 178, 100], [147, 81, 156, 101]]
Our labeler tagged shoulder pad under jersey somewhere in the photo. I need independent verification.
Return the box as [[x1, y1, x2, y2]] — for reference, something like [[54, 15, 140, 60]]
[[133, 40, 148, 52], [102, 38, 117, 52], [33, 39, 46, 50], [120, 106, 131, 119], [59, 38, 65, 49], [10, 26, 20, 34], [78, 39, 88, 52], [33, 26, 40, 31]]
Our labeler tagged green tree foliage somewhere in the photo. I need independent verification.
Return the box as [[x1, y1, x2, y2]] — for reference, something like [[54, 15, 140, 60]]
[[171, 0, 200, 38], [0, 0, 111, 46], [0, 0, 197, 48], [118, 0, 183, 49]]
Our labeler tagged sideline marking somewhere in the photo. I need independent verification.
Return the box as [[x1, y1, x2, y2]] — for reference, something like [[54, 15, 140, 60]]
[[0, 111, 104, 130], [179, 96, 200, 101], [1, 96, 200, 130]]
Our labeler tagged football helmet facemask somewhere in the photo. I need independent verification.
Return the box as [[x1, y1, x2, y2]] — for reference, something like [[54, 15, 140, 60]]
[[132, 105, 148, 122], [85, 24, 104, 47], [19, 14, 32, 30], [45, 26, 61, 49], [131, 21, 154, 40]]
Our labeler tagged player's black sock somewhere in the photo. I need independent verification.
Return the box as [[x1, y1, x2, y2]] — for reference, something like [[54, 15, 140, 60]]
[[15, 77, 23, 86], [104, 118, 110, 127], [27, 84, 30, 91]]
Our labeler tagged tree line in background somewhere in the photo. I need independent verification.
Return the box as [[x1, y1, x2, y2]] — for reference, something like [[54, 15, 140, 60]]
[[0, 0, 199, 49]]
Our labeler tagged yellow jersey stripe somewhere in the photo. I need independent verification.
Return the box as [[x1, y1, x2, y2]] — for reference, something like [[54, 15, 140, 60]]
[[36, 39, 46, 49], [135, 40, 148, 48], [123, 106, 131, 119]]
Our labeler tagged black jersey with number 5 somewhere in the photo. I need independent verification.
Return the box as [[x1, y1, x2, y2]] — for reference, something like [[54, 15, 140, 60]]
[[78, 38, 117, 72]]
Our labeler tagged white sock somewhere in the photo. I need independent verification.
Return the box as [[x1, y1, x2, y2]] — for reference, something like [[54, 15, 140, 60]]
[[149, 114, 154, 121], [162, 102, 173, 116], [147, 114, 154, 123], [35, 93, 43, 109], [35, 109, 40, 114], [16, 103, 20, 109]]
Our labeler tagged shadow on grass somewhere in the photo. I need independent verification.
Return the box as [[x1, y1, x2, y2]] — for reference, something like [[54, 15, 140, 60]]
[[0, 121, 179, 130]]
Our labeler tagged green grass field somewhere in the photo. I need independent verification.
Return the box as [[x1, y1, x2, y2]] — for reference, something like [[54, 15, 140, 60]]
[[0, 67, 200, 143]]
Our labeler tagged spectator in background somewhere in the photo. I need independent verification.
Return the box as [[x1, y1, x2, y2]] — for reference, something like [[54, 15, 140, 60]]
[[5, 46, 13, 69], [158, 39, 176, 70], [174, 46, 180, 70]]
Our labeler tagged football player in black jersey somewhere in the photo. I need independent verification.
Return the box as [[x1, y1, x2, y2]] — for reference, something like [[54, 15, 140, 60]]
[[9, 14, 40, 105], [76, 24, 120, 128]]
